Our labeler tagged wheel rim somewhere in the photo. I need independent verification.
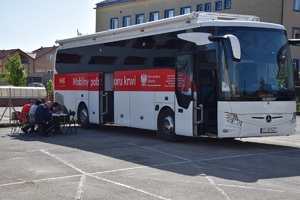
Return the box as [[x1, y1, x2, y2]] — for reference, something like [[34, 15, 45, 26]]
[[79, 108, 88, 124], [163, 115, 174, 135]]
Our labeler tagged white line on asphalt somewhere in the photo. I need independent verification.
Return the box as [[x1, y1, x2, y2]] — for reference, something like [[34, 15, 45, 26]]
[[75, 175, 86, 200], [206, 175, 230, 200], [217, 183, 285, 192], [0, 174, 82, 187], [89, 173, 171, 200], [129, 143, 231, 199], [40, 149, 86, 174], [129, 143, 190, 161], [1, 147, 297, 198], [40, 149, 171, 200]]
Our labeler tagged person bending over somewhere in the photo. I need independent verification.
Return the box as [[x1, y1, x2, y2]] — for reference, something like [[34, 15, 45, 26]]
[[35, 101, 56, 136]]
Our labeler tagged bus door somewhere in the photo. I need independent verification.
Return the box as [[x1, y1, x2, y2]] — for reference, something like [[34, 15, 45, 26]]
[[175, 53, 195, 137], [88, 73, 105, 124], [103, 73, 114, 124], [196, 51, 218, 135]]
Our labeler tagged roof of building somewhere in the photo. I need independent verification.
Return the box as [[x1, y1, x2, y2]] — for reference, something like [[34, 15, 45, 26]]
[[32, 46, 58, 59], [0, 49, 31, 59], [96, 0, 135, 8]]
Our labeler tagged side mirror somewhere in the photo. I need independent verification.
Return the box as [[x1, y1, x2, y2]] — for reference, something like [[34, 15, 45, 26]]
[[177, 32, 213, 45], [209, 34, 241, 61], [288, 39, 300, 45], [178, 32, 241, 61]]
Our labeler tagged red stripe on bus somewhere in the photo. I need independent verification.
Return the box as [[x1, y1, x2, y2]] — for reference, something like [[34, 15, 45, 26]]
[[54, 73, 103, 91], [114, 69, 175, 91]]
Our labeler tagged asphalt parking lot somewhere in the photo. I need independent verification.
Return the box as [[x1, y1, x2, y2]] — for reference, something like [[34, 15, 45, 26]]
[[0, 120, 300, 199]]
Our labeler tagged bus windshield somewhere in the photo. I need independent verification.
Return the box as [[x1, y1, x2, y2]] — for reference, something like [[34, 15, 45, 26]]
[[218, 27, 295, 101]]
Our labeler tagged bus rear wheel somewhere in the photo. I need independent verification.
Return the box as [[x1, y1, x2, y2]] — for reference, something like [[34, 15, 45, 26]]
[[157, 108, 178, 142], [78, 104, 90, 129]]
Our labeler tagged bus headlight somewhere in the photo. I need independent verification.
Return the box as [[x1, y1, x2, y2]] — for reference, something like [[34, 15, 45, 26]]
[[225, 112, 242, 126]]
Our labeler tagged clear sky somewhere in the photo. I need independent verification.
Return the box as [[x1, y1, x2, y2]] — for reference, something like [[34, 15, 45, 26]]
[[0, 0, 103, 52]]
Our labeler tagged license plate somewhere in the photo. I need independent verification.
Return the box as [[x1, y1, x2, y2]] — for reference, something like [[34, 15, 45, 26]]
[[260, 127, 277, 133]]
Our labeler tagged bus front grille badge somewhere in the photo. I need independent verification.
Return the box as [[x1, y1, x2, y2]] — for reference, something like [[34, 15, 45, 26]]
[[266, 115, 272, 123]]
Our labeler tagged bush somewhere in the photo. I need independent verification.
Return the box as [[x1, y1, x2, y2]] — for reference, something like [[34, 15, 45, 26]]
[[297, 97, 300, 113], [47, 79, 53, 96]]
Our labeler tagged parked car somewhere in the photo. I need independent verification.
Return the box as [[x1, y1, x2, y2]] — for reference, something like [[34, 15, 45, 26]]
[[27, 82, 45, 87]]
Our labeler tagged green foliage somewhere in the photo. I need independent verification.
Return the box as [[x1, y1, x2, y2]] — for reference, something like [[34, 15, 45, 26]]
[[3, 53, 27, 86], [297, 97, 300, 113], [47, 79, 54, 95]]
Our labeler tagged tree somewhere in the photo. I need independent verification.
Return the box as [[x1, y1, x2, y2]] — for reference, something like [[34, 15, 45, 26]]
[[2, 53, 27, 86], [47, 79, 54, 96], [47, 79, 54, 101]]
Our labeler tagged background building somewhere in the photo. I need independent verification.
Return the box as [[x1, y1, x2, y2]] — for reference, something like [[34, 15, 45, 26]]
[[95, 0, 300, 71], [31, 46, 57, 86], [0, 46, 57, 86]]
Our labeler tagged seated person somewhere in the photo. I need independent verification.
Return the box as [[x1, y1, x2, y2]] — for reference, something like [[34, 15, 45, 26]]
[[51, 102, 69, 134], [52, 102, 69, 115], [21, 99, 42, 134], [35, 101, 56, 136], [29, 99, 42, 115], [19, 100, 34, 123]]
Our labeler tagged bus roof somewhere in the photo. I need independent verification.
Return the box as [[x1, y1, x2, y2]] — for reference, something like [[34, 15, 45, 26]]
[[56, 11, 283, 49]]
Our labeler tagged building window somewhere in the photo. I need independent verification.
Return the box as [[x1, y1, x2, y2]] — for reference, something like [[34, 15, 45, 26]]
[[224, 0, 231, 9], [136, 14, 144, 24], [215, 1, 222, 11], [180, 6, 191, 15], [165, 9, 174, 18], [110, 18, 118, 29], [123, 16, 131, 27], [150, 11, 159, 21], [205, 3, 212, 12], [293, 28, 300, 39], [197, 4, 203, 11], [295, 0, 300, 11], [46, 54, 54, 62]]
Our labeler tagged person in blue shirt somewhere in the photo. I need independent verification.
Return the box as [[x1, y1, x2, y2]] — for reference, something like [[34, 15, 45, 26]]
[[35, 101, 56, 136]]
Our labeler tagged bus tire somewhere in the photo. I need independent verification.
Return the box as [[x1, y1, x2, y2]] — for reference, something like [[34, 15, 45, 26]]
[[78, 104, 90, 129], [157, 108, 178, 142]]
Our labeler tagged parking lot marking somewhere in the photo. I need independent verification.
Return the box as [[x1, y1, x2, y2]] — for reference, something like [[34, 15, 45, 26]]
[[218, 183, 285, 192], [0, 174, 82, 187], [40, 149, 171, 200], [130, 143, 190, 161], [206, 175, 230, 200], [89, 173, 171, 200], [1, 140, 297, 199], [75, 175, 86, 200], [130, 143, 233, 199]]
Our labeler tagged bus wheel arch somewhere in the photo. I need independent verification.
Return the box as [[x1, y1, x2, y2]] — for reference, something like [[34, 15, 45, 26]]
[[78, 102, 90, 129], [157, 107, 178, 142]]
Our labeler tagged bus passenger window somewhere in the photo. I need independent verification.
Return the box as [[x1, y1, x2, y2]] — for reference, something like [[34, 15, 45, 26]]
[[56, 53, 81, 64], [123, 56, 145, 65], [88, 56, 116, 65]]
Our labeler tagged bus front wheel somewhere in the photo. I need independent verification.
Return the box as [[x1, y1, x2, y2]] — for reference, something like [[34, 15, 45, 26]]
[[78, 104, 90, 129], [157, 108, 178, 142]]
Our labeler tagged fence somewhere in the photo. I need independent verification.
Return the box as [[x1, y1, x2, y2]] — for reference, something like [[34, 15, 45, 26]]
[[0, 86, 47, 125]]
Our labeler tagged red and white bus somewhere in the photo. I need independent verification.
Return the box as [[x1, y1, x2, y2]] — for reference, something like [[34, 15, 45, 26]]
[[54, 12, 300, 141]]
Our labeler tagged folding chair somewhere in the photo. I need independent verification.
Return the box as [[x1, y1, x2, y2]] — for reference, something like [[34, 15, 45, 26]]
[[20, 113, 30, 134], [66, 110, 77, 134], [27, 114, 38, 135], [11, 111, 21, 134]]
